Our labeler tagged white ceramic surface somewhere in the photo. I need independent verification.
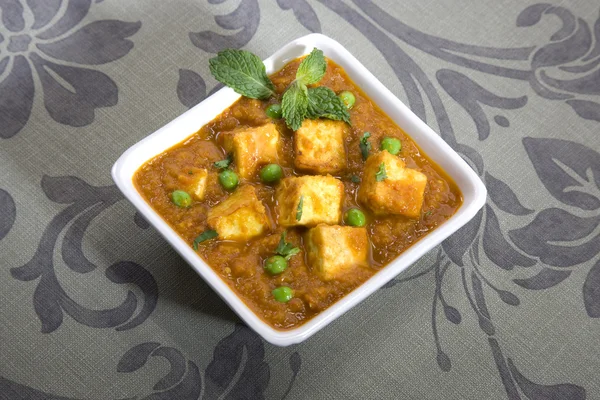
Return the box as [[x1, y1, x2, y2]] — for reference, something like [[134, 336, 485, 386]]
[[112, 33, 487, 347]]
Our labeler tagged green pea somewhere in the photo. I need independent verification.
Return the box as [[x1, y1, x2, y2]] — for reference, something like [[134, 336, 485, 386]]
[[264, 255, 288, 275], [266, 104, 282, 119], [272, 286, 294, 303], [338, 91, 356, 109], [259, 164, 283, 183], [219, 170, 239, 191], [171, 190, 192, 207], [344, 208, 366, 227], [381, 137, 402, 155]]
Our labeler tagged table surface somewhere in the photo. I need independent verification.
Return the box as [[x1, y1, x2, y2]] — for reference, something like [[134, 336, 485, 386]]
[[1, 1, 599, 399]]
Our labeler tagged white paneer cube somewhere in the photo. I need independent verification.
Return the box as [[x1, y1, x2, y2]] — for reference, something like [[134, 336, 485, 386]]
[[168, 167, 209, 201], [294, 119, 347, 174], [306, 224, 369, 281], [221, 123, 280, 179], [188, 168, 208, 200], [207, 185, 270, 240], [275, 175, 343, 227], [358, 150, 427, 218]]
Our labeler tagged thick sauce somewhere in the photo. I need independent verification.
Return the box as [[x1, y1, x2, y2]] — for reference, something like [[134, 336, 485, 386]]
[[134, 59, 462, 329]]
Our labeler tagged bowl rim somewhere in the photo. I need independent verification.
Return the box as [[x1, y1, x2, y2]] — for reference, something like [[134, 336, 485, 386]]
[[112, 33, 487, 346]]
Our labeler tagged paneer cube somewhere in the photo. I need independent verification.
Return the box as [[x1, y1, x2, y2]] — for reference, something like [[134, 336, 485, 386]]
[[358, 150, 427, 218], [275, 175, 344, 227], [306, 224, 369, 281], [294, 119, 347, 174], [187, 168, 208, 200], [207, 185, 269, 241], [221, 123, 280, 179], [168, 167, 209, 200]]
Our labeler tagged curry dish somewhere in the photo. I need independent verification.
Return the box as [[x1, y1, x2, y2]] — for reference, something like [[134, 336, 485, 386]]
[[134, 57, 462, 329]]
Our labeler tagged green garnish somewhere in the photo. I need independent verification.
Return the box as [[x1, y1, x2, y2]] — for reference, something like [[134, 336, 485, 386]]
[[264, 232, 300, 275], [350, 175, 361, 183], [209, 49, 275, 99], [209, 48, 350, 131], [376, 163, 387, 182], [188, 170, 193, 175], [213, 154, 233, 170], [360, 132, 371, 160], [306, 87, 350, 124], [193, 229, 218, 250], [282, 49, 349, 130], [296, 196, 304, 221], [295, 48, 327, 85], [275, 231, 301, 260], [282, 82, 309, 131], [424, 210, 433, 217]]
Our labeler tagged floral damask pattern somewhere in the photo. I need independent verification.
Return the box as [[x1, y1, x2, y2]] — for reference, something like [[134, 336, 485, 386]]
[[185, 0, 597, 397], [10, 175, 158, 333], [177, 2, 599, 397], [520, 4, 600, 121], [299, 1, 597, 397], [511, 138, 600, 316], [0, 188, 16, 241], [0, 0, 140, 138], [116, 324, 300, 399], [0, 324, 300, 399]]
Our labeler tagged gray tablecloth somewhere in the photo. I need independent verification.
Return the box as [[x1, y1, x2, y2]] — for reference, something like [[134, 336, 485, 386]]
[[1, 1, 599, 399]]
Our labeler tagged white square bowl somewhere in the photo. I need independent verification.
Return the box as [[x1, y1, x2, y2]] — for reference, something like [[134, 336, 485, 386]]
[[112, 33, 486, 346]]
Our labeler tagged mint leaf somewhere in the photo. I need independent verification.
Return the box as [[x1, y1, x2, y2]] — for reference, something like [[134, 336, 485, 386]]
[[296, 195, 304, 221], [282, 82, 308, 131], [376, 163, 387, 182], [193, 229, 218, 250], [296, 49, 326, 85], [213, 154, 233, 170], [360, 132, 371, 161], [306, 86, 351, 124], [275, 231, 300, 260], [209, 47, 344, 131], [209, 49, 275, 100]]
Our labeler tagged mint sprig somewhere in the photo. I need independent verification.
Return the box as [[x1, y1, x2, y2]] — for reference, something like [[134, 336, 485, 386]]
[[281, 49, 349, 130], [295, 49, 326, 85], [209, 48, 351, 130], [282, 83, 309, 131], [306, 87, 350, 124], [209, 49, 275, 100]]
